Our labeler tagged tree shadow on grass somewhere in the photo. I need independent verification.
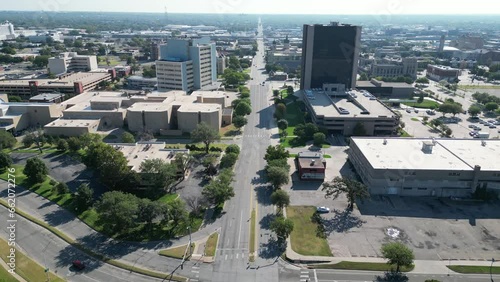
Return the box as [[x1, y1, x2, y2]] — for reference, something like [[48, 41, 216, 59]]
[[322, 209, 365, 235]]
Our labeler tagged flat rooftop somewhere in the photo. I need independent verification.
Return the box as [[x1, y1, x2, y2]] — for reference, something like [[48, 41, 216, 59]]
[[128, 102, 169, 112], [113, 142, 189, 172], [356, 80, 414, 89], [351, 137, 500, 171], [177, 103, 221, 113], [45, 118, 100, 128], [305, 89, 394, 118], [193, 90, 228, 98], [0, 72, 110, 87]]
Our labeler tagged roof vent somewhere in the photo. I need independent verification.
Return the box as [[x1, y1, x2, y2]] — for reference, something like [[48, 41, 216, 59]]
[[311, 159, 316, 166], [422, 141, 434, 154], [383, 139, 387, 145], [481, 140, 486, 147]]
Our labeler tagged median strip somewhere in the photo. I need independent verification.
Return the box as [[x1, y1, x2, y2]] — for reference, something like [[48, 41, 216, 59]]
[[447, 265, 500, 274], [0, 200, 187, 282]]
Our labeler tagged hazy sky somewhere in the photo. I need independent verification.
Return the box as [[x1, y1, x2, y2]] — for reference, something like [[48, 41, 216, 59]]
[[2, 0, 499, 14]]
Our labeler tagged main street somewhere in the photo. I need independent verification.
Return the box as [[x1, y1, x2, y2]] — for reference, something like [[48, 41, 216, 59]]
[[209, 18, 281, 282]]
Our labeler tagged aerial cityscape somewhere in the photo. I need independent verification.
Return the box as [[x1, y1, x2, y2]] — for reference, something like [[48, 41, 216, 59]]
[[0, 1, 500, 282]]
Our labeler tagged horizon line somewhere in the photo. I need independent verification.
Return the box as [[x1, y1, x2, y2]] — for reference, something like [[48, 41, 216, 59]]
[[1, 10, 500, 16]]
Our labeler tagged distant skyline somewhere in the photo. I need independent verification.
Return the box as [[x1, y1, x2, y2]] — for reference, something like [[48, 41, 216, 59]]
[[2, 0, 499, 15]]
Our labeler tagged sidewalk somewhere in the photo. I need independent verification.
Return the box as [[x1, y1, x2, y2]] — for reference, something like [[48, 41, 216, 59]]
[[285, 243, 496, 275]]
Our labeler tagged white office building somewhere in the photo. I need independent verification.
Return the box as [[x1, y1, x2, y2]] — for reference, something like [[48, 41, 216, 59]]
[[48, 52, 98, 75], [156, 37, 217, 92], [0, 21, 16, 41]]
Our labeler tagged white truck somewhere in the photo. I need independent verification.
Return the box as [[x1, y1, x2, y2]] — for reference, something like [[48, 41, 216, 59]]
[[476, 132, 490, 139]]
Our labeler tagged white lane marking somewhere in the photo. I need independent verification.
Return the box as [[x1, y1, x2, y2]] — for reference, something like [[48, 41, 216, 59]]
[[82, 274, 101, 282], [237, 210, 243, 248], [314, 269, 318, 282], [236, 253, 239, 259]]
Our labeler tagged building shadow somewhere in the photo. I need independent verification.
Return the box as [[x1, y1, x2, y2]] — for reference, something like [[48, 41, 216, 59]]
[[322, 208, 365, 235]]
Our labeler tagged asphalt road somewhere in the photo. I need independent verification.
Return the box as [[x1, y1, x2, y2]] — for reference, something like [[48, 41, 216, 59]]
[[209, 18, 281, 282], [0, 205, 167, 282]]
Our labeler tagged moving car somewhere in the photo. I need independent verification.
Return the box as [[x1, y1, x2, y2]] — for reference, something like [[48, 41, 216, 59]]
[[316, 207, 330, 213], [72, 260, 85, 270]]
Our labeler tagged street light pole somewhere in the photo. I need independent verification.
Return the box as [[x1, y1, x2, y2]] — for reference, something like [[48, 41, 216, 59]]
[[491, 258, 495, 282]]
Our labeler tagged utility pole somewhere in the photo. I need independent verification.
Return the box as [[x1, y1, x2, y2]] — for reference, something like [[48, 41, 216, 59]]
[[491, 258, 495, 282]]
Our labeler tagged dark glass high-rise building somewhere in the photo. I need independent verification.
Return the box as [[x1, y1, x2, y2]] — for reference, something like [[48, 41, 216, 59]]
[[300, 22, 361, 90]]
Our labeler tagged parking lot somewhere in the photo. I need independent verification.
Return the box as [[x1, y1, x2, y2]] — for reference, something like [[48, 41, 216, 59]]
[[283, 146, 500, 261]]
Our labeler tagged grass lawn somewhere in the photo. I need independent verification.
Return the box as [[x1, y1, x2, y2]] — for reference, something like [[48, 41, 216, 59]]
[[403, 100, 439, 109], [0, 238, 64, 282], [287, 206, 332, 256], [221, 124, 240, 137], [159, 243, 195, 260], [157, 193, 179, 204], [411, 117, 419, 121], [285, 101, 305, 126], [399, 130, 412, 137], [0, 264, 18, 282], [458, 85, 500, 89], [281, 137, 306, 148], [323, 154, 332, 158], [204, 233, 219, 257], [249, 209, 256, 254], [447, 265, 500, 274], [310, 261, 414, 272]]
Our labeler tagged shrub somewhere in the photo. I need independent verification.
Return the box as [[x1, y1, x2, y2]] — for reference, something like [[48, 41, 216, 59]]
[[225, 144, 240, 155], [54, 182, 70, 194], [56, 139, 69, 151], [219, 153, 238, 169]]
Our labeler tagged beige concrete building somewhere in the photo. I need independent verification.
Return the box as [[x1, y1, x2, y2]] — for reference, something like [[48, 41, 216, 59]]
[[349, 137, 500, 197], [177, 103, 221, 133], [302, 84, 399, 136], [44, 90, 231, 136], [48, 52, 98, 75], [44, 119, 100, 136], [0, 102, 62, 133], [113, 142, 189, 172]]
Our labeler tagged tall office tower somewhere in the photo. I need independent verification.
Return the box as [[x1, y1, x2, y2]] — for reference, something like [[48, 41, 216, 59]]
[[156, 37, 217, 92], [438, 34, 446, 52], [300, 22, 361, 90]]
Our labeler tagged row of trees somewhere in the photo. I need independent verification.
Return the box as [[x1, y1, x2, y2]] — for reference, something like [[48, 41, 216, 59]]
[[470, 92, 500, 116]]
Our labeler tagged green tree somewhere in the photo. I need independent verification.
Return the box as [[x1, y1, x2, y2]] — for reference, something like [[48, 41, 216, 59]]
[[484, 102, 498, 112], [0, 131, 16, 149], [140, 158, 178, 195], [352, 122, 367, 136], [233, 115, 248, 131], [277, 119, 288, 131], [381, 242, 415, 272], [270, 216, 294, 241], [56, 139, 68, 151], [228, 56, 240, 70], [468, 105, 481, 117], [264, 145, 290, 161], [80, 133, 102, 149], [7, 96, 22, 102], [220, 153, 239, 169], [430, 118, 443, 127], [235, 101, 252, 116], [33, 55, 50, 68], [0, 152, 12, 170], [359, 72, 369, 81], [54, 182, 70, 195], [275, 103, 287, 120], [138, 198, 162, 232], [162, 198, 188, 232], [67, 137, 82, 152], [74, 183, 94, 211], [23, 157, 48, 183], [270, 190, 290, 212], [287, 86, 294, 95], [225, 145, 240, 155], [173, 153, 193, 180], [96, 191, 140, 233], [313, 132, 326, 147], [265, 158, 290, 172], [417, 93, 424, 104], [322, 177, 370, 210], [22, 134, 35, 148], [202, 170, 235, 206], [415, 77, 429, 84], [273, 89, 280, 97], [121, 132, 135, 143], [191, 122, 221, 154], [267, 166, 289, 189]]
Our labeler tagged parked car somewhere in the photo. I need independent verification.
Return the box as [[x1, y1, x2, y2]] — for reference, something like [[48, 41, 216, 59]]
[[468, 124, 475, 128], [414, 109, 419, 113], [72, 260, 85, 270], [316, 207, 330, 213], [469, 131, 477, 136], [406, 108, 412, 113], [489, 124, 497, 129]]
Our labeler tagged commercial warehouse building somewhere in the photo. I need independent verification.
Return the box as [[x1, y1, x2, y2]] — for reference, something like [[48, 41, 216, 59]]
[[356, 79, 415, 99], [348, 137, 500, 197], [0, 102, 63, 133], [302, 83, 399, 136], [426, 65, 462, 82]]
